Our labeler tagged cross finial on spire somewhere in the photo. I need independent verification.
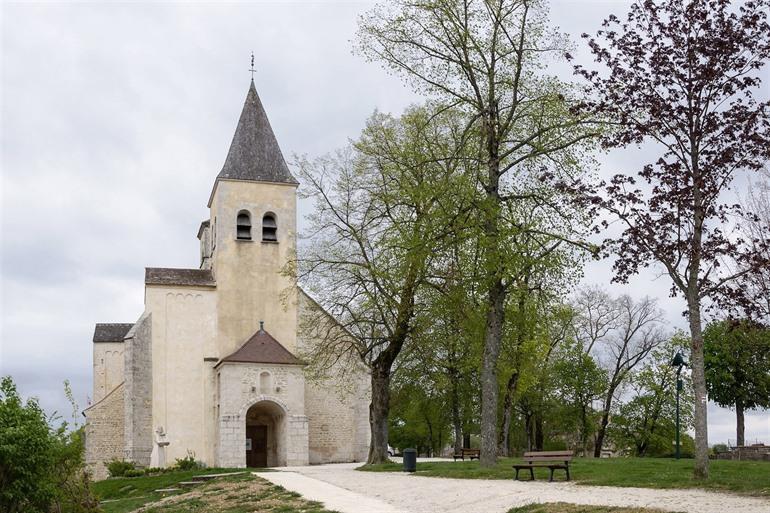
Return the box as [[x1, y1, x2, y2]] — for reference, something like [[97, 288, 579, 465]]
[[249, 52, 256, 80]]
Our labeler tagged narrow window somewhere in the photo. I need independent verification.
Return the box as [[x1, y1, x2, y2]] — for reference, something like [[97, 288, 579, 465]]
[[236, 211, 251, 240], [260, 371, 272, 393], [262, 213, 277, 242]]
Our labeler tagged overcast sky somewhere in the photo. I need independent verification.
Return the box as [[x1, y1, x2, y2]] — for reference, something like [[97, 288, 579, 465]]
[[1, 0, 767, 445]]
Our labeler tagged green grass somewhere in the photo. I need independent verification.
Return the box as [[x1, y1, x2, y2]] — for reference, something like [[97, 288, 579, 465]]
[[93, 470, 338, 513], [93, 468, 245, 513], [508, 504, 682, 513], [358, 457, 770, 496]]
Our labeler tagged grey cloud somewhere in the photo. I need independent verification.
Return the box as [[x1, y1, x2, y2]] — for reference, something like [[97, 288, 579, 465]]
[[1, 0, 767, 444]]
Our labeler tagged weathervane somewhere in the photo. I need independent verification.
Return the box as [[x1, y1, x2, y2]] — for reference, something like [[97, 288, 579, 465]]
[[249, 52, 256, 79]]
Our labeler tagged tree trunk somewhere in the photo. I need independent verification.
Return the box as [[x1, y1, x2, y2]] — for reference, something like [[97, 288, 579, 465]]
[[594, 385, 616, 457], [451, 372, 463, 454], [479, 105, 504, 468], [480, 278, 506, 466], [425, 414, 434, 457], [366, 264, 417, 465], [498, 372, 519, 456], [687, 292, 709, 479], [594, 413, 608, 457], [367, 365, 391, 464], [736, 401, 745, 447], [524, 411, 534, 451], [534, 414, 544, 451]]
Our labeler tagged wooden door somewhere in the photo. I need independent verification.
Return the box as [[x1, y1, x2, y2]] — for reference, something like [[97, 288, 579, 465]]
[[246, 425, 268, 467]]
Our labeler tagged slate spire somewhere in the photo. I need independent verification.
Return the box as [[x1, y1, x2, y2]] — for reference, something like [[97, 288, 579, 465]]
[[217, 80, 297, 185]]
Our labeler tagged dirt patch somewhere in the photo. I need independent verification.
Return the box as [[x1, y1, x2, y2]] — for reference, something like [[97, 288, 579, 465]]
[[133, 474, 337, 513]]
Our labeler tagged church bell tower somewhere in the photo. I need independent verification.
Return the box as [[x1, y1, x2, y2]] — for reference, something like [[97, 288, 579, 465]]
[[204, 79, 299, 357]]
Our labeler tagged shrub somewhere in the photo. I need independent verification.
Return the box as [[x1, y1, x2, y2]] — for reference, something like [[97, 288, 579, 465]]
[[174, 450, 204, 471], [106, 459, 136, 478], [0, 376, 56, 513], [123, 469, 145, 478], [712, 443, 729, 455], [0, 376, 98, 513]]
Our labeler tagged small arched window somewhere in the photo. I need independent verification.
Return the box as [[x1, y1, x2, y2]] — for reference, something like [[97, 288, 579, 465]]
[[262, 213, 277, 242], [236, 211, 251, 240]]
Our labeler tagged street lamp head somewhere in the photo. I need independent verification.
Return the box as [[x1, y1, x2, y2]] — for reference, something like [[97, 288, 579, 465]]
[[671, 351, 685, 367]]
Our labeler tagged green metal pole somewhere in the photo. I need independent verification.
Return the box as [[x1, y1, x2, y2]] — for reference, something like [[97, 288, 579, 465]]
[[675, 376, 681, 460]]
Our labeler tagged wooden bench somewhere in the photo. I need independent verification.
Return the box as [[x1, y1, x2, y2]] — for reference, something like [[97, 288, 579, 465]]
[[453, 448, 480, 461], [512, 451, 573, 481]]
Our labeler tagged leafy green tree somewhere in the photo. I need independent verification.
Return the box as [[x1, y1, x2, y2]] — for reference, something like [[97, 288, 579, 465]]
[[0, 376, 56, 512], [0, 376, 97, 513], [408, 270, 483, 455], [609, 335, 694, 457], [551, 344, 607, 455], [357, 0, 599, 467], [704, 319, 770, 446], [297, 105, 472, 463], [388, 372, 452, 456]]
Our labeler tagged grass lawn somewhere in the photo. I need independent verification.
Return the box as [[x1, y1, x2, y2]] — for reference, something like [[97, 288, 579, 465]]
[[93, 468, 334, 513], [508, 504, 682, 513], [358, 457, 770, 496]]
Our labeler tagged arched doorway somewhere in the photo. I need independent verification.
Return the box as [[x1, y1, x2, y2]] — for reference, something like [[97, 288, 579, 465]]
[[245, 400, 286, 467]]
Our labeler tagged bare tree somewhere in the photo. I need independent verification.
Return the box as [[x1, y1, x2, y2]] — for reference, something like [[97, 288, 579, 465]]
[[572, 288, 667, 457], [738, 169, 770, 320], [571, 286, 623, 354]]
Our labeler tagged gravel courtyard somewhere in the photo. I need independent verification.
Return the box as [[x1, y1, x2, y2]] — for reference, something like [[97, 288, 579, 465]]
[[255, 461, 770, 513]]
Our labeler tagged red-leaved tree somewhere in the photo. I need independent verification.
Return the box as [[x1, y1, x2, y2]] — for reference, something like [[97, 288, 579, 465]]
[[565, 0, 770, 478]]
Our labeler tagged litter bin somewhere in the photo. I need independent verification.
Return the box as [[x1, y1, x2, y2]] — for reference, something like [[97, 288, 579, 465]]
[[403, 448, 417, 472]]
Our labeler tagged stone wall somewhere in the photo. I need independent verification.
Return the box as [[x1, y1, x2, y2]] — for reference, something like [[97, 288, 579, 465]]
[[84, 382, 125, 480], [209, 180, 299, 358], [92, 342, 124, 404], [124, 312, 153, 466], [144, 286, 217, 466], [215, 362, 308, 467], [297, 289, 371, 463]]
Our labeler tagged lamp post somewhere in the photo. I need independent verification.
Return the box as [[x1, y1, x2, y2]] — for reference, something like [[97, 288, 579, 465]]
[[671, 351, 686, 460]]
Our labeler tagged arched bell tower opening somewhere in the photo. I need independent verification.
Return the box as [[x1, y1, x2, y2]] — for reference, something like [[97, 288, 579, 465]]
[[245, 400, 286, 467]]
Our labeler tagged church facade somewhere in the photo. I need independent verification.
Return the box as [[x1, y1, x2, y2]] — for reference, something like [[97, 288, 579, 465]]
[[84, 81, 370, 480]]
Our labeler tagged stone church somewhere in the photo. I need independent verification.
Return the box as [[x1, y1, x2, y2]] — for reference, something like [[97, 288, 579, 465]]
[[84, 80, 371, 480]]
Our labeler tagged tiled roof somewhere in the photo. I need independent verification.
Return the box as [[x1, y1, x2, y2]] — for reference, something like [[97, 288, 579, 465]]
[[217, 80, 298, 185], [93, 323, 134, 343], [218, 328, 304, 366], [145, 268, 216, 288]]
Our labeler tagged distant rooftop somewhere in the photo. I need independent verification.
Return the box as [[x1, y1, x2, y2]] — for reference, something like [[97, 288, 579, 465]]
[[93, 323, 134, 343], [145, 268, 216, 288]]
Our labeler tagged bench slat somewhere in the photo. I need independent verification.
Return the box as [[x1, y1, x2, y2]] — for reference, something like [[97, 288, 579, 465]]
[[522, 451, 573, 457], [513, 463, 568, 468]]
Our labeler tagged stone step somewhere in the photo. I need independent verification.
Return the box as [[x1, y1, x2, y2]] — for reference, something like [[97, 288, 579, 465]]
[[178, 481, 202, 487], [191, 471, 248, 482], [155, 488, 181, 493]]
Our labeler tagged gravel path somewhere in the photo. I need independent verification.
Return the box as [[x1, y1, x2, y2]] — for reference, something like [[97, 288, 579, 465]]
[[256, 462, 770, 513]]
